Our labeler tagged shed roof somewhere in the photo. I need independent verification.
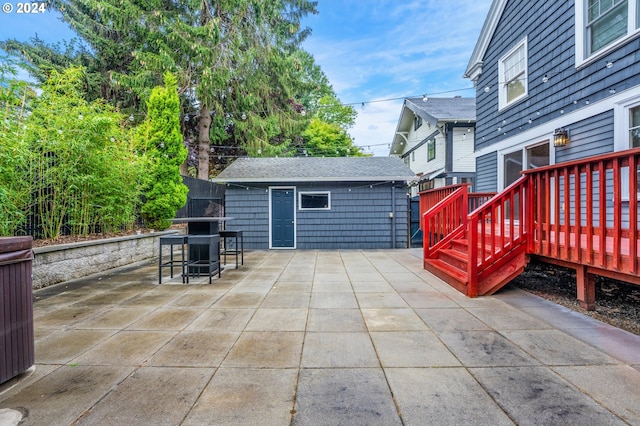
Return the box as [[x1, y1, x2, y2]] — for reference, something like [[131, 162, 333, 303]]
[[213, 157, 415, 183]]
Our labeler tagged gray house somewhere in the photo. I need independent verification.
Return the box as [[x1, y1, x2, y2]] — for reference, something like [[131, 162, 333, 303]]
[[214, 157, 415, 249], [465, 0, 640, 192]]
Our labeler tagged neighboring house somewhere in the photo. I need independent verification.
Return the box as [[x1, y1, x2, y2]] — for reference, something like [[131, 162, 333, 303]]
[[464, 0, 640, 192], [213, 157, 415, 250], [389, 97, 476, 196]]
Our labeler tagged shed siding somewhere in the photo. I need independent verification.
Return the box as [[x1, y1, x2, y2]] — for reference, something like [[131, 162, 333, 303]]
[[474, 0, 639, 153], [475, 151, 498, 193], [225, 182, 408, 250], [224, 187, 270, 249]]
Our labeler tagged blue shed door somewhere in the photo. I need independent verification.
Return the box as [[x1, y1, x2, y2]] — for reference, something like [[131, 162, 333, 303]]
[[270, 188, 295, 248]]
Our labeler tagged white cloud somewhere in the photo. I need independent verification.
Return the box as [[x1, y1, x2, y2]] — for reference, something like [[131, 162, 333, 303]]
[[303, 0, 492, 156]]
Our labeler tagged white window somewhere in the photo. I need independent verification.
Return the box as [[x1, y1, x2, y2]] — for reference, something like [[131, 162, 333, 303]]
[[576, 0, 640, 65], [498, 38, 528, 110], [299, 192, 330, 210], [621, 104, 640, 199], [427, 139, 436, 161], [630, 105, 640, 147]]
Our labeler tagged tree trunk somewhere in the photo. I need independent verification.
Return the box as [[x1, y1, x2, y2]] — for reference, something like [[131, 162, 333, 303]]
[[197, 105, 211, 180]]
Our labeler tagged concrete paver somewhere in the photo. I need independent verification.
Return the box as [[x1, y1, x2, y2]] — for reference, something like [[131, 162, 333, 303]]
[[2, 249, 640, 425]]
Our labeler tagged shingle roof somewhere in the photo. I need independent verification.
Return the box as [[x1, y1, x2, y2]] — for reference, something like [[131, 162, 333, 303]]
[[405, 97, 476, 121], [213, 157, 415, 183]]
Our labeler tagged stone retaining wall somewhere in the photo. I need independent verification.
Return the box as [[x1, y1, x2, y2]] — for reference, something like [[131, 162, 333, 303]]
[[32, 230, 179, 289]]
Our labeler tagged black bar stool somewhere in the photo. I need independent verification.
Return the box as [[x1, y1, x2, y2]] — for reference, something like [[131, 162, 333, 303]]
[[219, 230, 243, 269], [158, 235, 188, 284], [186, 234, 221, 284]]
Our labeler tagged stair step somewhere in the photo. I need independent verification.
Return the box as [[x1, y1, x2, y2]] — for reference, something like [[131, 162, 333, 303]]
[[424, 258, 468, 288], [451, 239, 468, 253], [438, 248, 468, 270]]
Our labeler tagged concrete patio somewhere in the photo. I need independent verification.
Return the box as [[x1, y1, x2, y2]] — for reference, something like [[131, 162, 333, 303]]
[[1, 249, 639, 425]]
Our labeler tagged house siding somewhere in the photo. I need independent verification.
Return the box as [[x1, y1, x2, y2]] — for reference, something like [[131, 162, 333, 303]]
[[475, 151, 498, 192], [452, 128, 476, 173], [225, 182, 409, 250], [555, 111, 614, 163], [474, 0, 639, 155]]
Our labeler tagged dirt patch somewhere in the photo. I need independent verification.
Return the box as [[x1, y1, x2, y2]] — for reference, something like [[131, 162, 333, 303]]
[[31, 225, 187, 248], [511, 260, 640, 336]]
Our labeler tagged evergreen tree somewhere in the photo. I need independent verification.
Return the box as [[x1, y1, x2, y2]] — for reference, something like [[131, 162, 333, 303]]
[[138, 73, 188, 230]]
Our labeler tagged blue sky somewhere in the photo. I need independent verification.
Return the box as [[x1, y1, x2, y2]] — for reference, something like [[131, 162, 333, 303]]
[[0, 0, 492, 156]]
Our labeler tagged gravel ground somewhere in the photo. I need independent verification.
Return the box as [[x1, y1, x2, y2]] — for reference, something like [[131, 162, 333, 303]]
[[511, 260, 640, 336]]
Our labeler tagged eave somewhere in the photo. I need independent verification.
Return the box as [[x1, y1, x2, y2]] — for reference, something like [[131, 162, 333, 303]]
[[463, 0, 508, 82]]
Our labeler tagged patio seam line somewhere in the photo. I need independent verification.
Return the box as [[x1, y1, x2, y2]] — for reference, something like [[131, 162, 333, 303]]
[[350, 250, 407, 424], [174, 250, 277, 425], [289, 249, 317, 425]]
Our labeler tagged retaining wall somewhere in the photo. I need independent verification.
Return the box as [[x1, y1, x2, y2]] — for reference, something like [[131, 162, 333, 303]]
[[32, 230, 179, 289]]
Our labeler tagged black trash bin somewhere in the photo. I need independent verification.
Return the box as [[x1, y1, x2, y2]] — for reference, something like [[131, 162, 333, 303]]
[[0, 236, 35, 384]]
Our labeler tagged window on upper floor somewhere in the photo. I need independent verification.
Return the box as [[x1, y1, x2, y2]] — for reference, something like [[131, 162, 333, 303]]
[[498, 38, 528, 110], [427, 139, 436, 161], [577, 0, 640, 65], [414, 115, 422, 131]]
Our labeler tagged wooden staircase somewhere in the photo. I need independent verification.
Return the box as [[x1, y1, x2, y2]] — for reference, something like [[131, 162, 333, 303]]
[[421, 178, 530, 297], [420, 148, 640, 307]]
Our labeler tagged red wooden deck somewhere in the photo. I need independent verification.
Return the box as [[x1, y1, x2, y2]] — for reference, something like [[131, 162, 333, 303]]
[[420, 148, 640, 309]]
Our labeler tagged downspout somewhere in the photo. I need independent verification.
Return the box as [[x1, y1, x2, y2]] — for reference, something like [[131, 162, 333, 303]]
[[391, 183, 396, 249]]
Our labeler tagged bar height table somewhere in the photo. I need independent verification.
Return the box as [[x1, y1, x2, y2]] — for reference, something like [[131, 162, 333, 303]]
[[170, 217, 234, 278], [170, 217, 235, 235]]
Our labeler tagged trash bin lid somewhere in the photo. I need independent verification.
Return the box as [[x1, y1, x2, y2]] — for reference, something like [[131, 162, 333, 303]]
[[0, 236, 33, 254]]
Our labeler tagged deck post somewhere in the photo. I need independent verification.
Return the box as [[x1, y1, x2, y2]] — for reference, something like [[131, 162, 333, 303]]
[[576, 265, 596, 311]]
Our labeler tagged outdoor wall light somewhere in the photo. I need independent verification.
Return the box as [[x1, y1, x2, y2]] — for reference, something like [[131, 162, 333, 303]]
[[554, 128, 569, 147]]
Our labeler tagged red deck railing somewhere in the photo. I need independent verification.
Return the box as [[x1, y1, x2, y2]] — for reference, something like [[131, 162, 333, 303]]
[[419, 148, 640, 300], [418, 184, 496, 231], [523, 147, 640, 277]]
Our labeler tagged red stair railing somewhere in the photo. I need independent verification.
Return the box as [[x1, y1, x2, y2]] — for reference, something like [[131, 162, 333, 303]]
[[423, 185, 468, 260], [419, 184, 469, 230], [467, 175, 530, 297]]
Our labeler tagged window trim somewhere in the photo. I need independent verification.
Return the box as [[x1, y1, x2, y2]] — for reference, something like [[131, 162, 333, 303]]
[[575, 0, 640, 67], [498, 37, 528, 111], [498, 140, 552, 191], [298, 191, 331, 211], [614, 94, 640, 200], [427, 138, 436, 161], [414, 115, 422, 131]]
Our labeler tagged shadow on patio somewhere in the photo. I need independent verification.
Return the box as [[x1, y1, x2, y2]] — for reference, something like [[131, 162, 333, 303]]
[[1, 249, 639, 425]]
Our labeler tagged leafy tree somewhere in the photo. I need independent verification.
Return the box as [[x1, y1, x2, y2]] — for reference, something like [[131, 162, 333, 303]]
[[301, 119, 365, 157], [137, 73, 188, 230]]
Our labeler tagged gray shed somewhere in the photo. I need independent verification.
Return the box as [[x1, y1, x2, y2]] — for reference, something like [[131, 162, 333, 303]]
[[213, 157, 415, 249]]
